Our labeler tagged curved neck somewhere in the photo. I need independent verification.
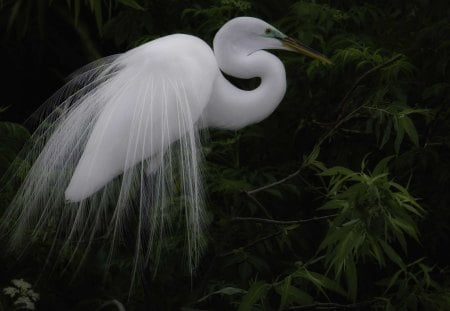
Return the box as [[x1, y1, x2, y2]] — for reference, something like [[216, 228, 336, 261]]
[[204, 38, 287, 130]]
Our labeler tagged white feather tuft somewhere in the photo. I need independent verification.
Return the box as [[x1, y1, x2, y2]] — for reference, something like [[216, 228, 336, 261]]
[[1, 34, 217, 280]]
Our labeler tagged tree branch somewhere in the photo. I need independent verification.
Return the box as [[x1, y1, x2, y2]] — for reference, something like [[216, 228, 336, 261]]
[[232, 214, 338, 225], [244, 105, 362, 195], [220, 214, 336, 257], [246, 55, 403, 195], [219, 230, 283, 257], [247, 168, 303, 195], [288, 300, 377, 310], [245, 191, 273, 219], [335, 54, 403, 122]]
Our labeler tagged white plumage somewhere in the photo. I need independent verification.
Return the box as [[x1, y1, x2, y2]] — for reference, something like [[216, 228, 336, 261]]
[[1, 17, 330, 276], [65, 34, 217, 201]]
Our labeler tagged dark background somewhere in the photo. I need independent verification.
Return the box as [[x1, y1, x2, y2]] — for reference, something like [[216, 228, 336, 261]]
[[1, 0, 450, 310]]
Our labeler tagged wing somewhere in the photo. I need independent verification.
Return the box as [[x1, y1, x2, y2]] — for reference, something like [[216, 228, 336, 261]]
[[65, 35, 217, 201], [1, 34, 218, 279]]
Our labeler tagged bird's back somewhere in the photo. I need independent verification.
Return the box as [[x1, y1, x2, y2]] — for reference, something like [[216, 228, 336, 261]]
[[65, 34, 218, 201]]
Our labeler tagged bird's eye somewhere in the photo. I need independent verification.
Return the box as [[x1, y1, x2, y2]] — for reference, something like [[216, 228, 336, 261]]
[[265, 28, 271, 35]]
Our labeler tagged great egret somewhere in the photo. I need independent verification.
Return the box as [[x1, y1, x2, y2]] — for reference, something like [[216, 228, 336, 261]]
[[1, 17, 330, 276]]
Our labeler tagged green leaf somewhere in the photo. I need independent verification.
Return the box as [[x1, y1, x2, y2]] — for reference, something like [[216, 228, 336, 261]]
[[306, 271, 347, 297], [390, 217, 419, 242], [277, 275, 292, 309], [379, 119, 392, 149], [392, 227, 407, 253], [393, 116, 404, 154], [332, 230, 358, 276], [198, 287, 247, 302], [304, 144, 320, 166], [275, 277, 313, 308], [399, 115, 419, 147], [417, 262, 432, 287], [318, 199, 348, 210], [400, 202, 423, 217], [367, 173, 389, 185], [310, 159, 327, 171], [319, 225, 352, 251], [345, 260, 358, 302], [379, 239, 405, 269], [342, 219, 360, 227], [389, 182, 418, 202], [384, 269, 404, 294], [293, 269, 328, 299], [238, 281, 270, 311], [335, 183, 366, 200], [320, 166, 356, 177], [368, 237, 385, 266], [373, 156, 394, 176]]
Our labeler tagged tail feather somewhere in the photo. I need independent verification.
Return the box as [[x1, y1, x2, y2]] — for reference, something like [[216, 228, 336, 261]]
[[0, 52, 207, 283]]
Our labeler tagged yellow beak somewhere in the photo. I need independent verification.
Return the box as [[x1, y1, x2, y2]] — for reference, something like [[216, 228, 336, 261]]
[[281, 37, 332, 65]]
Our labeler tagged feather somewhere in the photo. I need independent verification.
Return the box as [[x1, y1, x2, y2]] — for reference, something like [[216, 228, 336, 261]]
[[1, 36, 211, 280]]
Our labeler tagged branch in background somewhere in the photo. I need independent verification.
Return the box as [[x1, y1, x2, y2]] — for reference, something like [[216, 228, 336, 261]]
[[288, 300, 378, 310], [247, 168, 303, 195], [246, 54, 403, 195], [245, 104, 360, 195], [219, 230, 283, 258], [245, 191, 273, 219], [232, 214, 337, 225], [335, 54, 403, 122], [220, 214, 337, 257], [312, 121, 367, 135]]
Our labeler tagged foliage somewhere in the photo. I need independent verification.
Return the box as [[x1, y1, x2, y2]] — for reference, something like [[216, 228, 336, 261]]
[[0, 108, 30, 207], [2, 279, 40, 310], [1, 0, 450, 310]]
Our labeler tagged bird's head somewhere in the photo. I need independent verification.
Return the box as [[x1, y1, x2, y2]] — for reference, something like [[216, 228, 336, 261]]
[[215, 17, 332, 65]]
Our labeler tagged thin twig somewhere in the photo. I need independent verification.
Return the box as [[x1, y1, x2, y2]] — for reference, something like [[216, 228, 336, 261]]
[[246, 81, 370, 195], [232, 214, 338, 225], [245, 106, 362, 195], [244, 56, 404, 206], [312, 120, 367, 135], [219, 230, 283, 257], [245, 191, 273, 219], [335, 54, 403, 121], [288, 300, 377, 310], [220, 214, 337, 257], [298, 174, 328, 197], [247, 168, 303, 195]]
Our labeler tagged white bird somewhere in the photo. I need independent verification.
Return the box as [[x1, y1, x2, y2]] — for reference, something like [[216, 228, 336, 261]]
[[1, 17, 330, 276]]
